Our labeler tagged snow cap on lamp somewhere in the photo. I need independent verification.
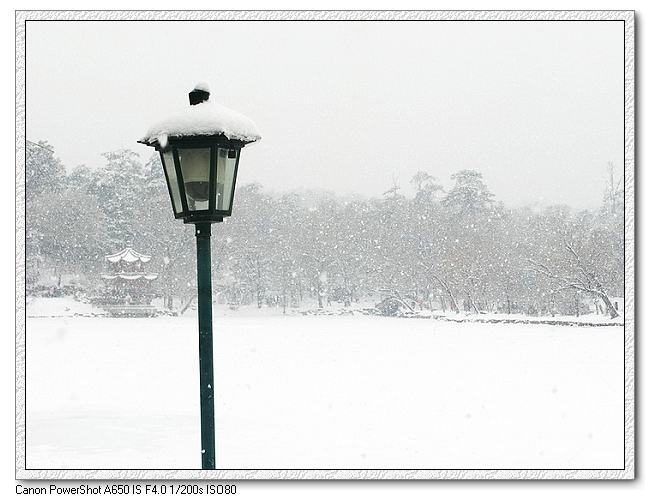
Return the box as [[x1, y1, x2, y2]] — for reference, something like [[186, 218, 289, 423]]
[[140, 82, 261, 150]]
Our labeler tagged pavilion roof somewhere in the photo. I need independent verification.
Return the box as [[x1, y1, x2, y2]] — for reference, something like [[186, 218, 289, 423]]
[[105, 247, 152, 264]]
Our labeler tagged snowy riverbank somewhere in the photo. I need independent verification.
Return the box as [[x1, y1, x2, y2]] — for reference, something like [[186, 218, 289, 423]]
[[25, 296, 624, 327]]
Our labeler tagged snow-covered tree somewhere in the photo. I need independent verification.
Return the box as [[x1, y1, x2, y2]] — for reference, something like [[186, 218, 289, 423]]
[[442, 169, 495, 217], [602, 161, 624, 219], [226, 183, 276, 308], [26, 140, 66, 201], [67, 164, 94, 192], [27, 189, 108, 289], [89, 149, 146, 246], [411, 171, 443, 203], [527, 205, 621, 318]]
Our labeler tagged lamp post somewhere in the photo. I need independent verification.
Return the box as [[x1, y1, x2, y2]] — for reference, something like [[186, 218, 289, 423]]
[[139, 83, 260, 469]]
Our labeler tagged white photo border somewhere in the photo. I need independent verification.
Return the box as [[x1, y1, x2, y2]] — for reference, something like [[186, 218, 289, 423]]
[[15, 9, 635, 481]]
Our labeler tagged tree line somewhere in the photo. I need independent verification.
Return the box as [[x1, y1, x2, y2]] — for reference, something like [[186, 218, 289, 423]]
[[25, 140, 624, 318]]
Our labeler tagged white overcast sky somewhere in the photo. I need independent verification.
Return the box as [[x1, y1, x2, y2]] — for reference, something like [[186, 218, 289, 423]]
[[24, 14, 625, 209]]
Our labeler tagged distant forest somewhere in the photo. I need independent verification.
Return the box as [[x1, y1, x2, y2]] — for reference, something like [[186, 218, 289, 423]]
[[25, 140, 624, 318]]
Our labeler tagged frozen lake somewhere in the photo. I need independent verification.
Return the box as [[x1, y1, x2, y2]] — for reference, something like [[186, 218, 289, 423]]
[[24, 298, 624, 471]]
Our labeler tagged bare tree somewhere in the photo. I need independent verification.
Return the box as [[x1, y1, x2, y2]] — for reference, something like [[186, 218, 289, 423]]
[[529, 239, 619, 319]]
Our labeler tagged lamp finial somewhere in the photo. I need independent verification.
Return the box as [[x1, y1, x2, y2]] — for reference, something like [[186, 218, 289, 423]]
[[189, 82, 210, 105]]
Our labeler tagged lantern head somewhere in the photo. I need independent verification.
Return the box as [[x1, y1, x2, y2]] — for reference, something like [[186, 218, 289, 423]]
[[139, 83, 260, 224]]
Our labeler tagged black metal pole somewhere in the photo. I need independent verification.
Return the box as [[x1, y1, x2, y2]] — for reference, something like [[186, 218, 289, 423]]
[[195, 222, 215, 469]]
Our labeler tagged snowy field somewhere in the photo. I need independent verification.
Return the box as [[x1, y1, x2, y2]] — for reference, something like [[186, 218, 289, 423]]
[[24, 297, 624, 471]]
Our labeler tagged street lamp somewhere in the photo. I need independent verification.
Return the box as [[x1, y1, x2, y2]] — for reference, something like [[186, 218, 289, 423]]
[[139, 83, 260, 469]]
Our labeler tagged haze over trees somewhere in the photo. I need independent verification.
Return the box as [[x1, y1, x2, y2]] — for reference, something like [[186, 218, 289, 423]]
[[25, 141, 624, 318]]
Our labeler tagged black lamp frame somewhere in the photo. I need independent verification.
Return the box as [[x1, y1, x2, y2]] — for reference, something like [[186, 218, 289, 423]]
[[156, 135, 246, 224]]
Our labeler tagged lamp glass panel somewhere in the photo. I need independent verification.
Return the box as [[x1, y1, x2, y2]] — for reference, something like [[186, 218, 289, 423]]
[[161, 150, 182, 214], [215, 148, 237, 211], [178, 147, 211, 211]]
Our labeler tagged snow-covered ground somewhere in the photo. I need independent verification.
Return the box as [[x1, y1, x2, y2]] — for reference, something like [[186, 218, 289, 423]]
[[24, 297, 624, 471]]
